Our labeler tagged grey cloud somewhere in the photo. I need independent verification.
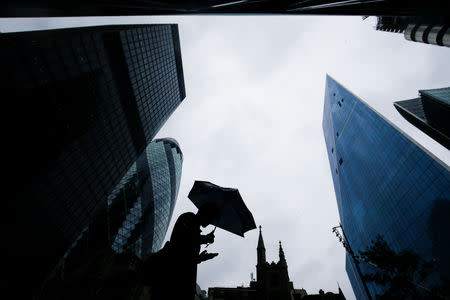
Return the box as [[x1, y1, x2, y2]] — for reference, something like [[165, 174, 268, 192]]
[[158, 16, 449, 300]]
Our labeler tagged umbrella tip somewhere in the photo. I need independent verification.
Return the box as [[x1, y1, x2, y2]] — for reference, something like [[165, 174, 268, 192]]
[[259, 225, 262, 232]]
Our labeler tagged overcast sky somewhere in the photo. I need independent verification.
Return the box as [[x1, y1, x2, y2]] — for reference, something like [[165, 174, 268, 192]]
[[2, 15, 449, 300]]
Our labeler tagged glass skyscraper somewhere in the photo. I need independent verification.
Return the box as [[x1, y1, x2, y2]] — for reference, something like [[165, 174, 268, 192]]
[[59, 138, 183, 278], [394, 87, 450, 150], [322, 75, 450, 299], [375, 16, 450, 48], [2, 24, 185, 295], [110, 138, 183, 257]]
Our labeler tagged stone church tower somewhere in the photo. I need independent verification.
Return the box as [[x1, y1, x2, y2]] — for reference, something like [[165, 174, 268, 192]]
[[253, 226, 294, 300], [208, 226, 345, 300]]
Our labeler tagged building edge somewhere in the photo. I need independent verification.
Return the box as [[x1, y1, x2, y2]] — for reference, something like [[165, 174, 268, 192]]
[[325, 74, 450, 172]]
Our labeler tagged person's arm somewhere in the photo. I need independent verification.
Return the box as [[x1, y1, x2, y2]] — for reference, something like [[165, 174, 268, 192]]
[[199, 228, 215, 245], [197, 250, 218, 264]]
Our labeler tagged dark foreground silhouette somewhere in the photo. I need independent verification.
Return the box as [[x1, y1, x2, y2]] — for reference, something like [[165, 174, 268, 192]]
[[40, 203, 220, 300], [139, 202, 220, 299], [41, 180, 257, 299]]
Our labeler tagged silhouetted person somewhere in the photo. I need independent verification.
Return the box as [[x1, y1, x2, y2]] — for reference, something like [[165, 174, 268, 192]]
[[143, 202, 220, 300]]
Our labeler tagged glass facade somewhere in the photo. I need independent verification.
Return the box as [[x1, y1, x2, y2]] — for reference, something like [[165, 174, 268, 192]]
[[394, 87, 450, 150], [48, 138, 182, 295], [109, 138, 182, 258], [2, 24, 185, 295], [110, 138, 183, 257], [322, 75, 450, 299]]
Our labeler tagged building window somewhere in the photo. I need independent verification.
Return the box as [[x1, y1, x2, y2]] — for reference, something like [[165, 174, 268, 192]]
[[332, 148, 334, 153], [336, 132, 339, 137]]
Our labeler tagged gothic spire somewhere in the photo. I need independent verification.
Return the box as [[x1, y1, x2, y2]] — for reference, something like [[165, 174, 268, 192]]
[[279, 241, 287, 265], [257, 225, 265, 249], [337, 282, 345, 299], [257, 226, 266, 265]]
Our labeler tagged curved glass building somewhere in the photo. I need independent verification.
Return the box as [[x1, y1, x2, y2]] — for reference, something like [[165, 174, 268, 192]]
[[61, 138, 183, 271], [110, 138, 183, 258], [322, 75, 450, 299]]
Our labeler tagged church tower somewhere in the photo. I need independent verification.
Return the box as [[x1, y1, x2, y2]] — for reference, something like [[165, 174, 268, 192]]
[[279, 241, 287, 266], [254, 226, 293, 300], [255, 225, 268, 298], [208, 227, 346, 300], [257, 225, 266, 266]]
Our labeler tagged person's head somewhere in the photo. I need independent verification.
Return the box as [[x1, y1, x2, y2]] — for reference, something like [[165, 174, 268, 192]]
[[196, 202, 221, 227]]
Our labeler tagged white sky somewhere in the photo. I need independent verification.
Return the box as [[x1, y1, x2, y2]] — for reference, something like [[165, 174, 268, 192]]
[[2, 15, 449, 300]]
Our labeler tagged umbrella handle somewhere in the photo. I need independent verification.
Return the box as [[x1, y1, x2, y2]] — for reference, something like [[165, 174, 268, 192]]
[[204, 227, 217, 249]]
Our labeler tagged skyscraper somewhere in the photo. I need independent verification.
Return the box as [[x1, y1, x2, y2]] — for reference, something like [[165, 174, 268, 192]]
[[109, 138, 183, 258], [394, 87, 450, 150], [2, 24, 185, 295], [375, 16, 450, 47], [59, 138, 183, 282], [322, 75, 450, 299]]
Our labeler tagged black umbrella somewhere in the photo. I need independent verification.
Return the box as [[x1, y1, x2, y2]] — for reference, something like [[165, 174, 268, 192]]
[[188, 180, 256, 237]]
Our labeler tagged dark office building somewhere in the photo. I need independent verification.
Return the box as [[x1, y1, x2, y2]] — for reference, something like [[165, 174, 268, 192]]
[[208, 226, 345, 300], [394, 87, 450, 150], [375, 16, 450, 47], [2, 0, 449, 18], [1, 24, 185, 296], [322, 75, 450, 299]]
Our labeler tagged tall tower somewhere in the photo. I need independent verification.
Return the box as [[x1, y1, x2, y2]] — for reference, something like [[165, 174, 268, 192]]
[[375, 16, 450, 48], [2, 24, 185, 297], [59, 138, 183, 281], [322, 75, 450, 299], [255, 226, 294, 300], [256, 225, 268, 299]]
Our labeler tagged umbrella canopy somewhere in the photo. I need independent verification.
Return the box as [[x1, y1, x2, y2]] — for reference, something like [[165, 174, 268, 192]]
[[188, 180, 256, 237]]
